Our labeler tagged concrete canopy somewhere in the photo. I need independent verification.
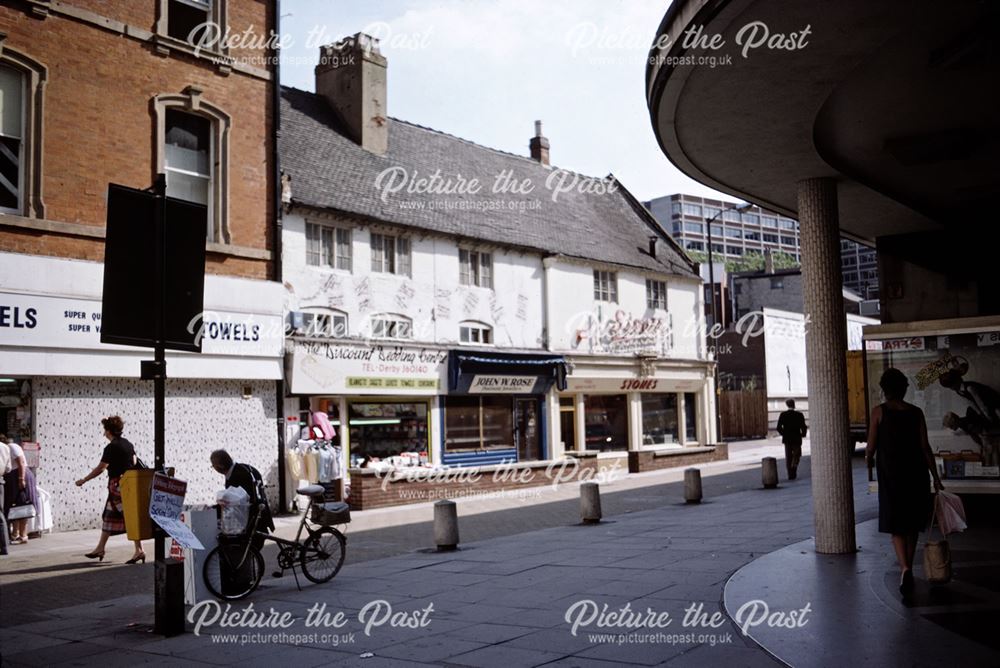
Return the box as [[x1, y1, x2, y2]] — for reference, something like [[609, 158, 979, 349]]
[[646, 0, 999, 244]]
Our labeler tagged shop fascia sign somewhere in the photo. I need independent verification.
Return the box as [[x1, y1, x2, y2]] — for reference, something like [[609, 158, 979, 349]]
[[565, 376, 703, 393], [467, 375, 538, 394], [289, 339, 448, 394], [571, 309, 671, 354], [0, 292, 282, 357]]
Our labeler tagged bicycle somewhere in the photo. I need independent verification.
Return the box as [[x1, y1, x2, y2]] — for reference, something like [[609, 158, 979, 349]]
[[202, 484, 349, 600]]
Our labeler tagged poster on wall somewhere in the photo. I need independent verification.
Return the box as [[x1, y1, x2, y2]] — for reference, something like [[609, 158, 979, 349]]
[[865, 329, 1000, 479]]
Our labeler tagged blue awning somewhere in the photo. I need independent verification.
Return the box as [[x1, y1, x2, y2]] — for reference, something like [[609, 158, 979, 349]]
[[448, 350, 568, 394]]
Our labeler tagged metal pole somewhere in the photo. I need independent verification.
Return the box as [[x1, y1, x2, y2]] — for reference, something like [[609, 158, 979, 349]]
[[151, 173, 171, 635], [706, 214, 717, 329]]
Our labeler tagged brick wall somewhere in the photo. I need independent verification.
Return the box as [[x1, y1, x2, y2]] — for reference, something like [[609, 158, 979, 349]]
[[626, 444, 729, 473], [0, 0, 274, 279], [347, 456, 605, 511]]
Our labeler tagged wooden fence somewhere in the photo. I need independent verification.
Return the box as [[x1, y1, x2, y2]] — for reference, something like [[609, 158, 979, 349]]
[[719, 389, 768, 440]]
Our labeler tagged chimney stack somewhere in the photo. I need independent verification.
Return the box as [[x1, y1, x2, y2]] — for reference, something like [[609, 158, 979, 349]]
[[648, 236, 658, 258], [529, 120, 550, 165], [315, 33, 388, 155]]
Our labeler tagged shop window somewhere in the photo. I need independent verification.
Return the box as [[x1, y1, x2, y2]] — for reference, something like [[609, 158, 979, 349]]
[[459, 322, 492, 345], [153, 88, 231, 242], [370, 314, 411, 340], [444, 396, 515, 452], [0, 49, 45, 218], [584, 394, 628, 451], [306, 223, 352, 270], [641, 394, 678, 446], [348, 402, 427, 466], [685, 392, 697, 442], [371, 232, 411, 276], [459, 249, 492, 288], [646, 279, 667, 310], [593, 270, 618, 302]]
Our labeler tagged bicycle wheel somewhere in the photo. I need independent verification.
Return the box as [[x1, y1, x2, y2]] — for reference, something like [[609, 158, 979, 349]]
[[203, 542, 265, 600], [300, 527, 346, 584]]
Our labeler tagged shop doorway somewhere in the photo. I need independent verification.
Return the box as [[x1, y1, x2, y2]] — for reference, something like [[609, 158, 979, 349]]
[[514, 398, 540, 461], [559, 396, 576, 452]]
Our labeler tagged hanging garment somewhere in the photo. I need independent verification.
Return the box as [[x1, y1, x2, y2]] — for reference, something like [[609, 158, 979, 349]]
[[311, 411, 337, 440], [317, 447, 334, 483], [304, 447, 321, 483], [330, 445, 343, 481]]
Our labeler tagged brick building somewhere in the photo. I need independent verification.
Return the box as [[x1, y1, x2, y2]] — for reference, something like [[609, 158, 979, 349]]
[[0, 0, 283, 531]]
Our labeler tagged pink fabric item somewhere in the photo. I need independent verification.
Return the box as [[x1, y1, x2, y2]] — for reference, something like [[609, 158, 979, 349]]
[[311, 411, 336, 440], [936, 491, 967, 535]]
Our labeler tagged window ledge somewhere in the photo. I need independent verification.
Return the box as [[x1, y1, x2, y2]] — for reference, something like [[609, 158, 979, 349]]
[[1, 214, 272, 261]]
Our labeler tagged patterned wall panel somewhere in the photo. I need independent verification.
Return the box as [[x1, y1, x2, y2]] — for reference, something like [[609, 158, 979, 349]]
[[33, 377, 277, 531]]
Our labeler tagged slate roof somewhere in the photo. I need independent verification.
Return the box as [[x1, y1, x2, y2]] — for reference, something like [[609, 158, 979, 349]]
[[280, 86, 698, 278]]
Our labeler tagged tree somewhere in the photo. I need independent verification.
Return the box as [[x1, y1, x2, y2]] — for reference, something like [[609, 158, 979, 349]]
[[686, 249, 799, 273]]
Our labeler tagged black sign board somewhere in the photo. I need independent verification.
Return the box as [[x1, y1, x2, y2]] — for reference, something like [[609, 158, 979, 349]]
[[101, 183, 206, 352]]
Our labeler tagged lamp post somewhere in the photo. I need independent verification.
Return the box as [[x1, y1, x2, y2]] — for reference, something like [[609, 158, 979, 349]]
[[703, 202, 752, 443], [704, 202, 752, 329]]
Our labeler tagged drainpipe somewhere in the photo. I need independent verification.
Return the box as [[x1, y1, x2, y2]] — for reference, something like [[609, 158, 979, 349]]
[[272, 0, 286, 513]]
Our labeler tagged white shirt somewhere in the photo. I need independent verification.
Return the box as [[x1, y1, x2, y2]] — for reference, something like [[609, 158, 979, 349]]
[[0, 442, 11, 475], [7, 442, 24, 471]]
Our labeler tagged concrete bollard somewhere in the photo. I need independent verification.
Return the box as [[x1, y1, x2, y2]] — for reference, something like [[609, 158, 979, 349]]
[[434, 499, 459, 551], [580, 482, 602, 524], [762, 457, 779, 489], [684, 468, 703, 504]]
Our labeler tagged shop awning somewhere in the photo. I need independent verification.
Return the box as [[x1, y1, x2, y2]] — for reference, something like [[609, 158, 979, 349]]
[[448, 350, 568, 394]]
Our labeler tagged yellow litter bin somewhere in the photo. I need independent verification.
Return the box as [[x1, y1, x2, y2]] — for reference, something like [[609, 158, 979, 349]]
[[121, 469, 155, 541]]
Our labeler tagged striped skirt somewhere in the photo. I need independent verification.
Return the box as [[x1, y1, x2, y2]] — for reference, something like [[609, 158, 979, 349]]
[[102, 476, 126, 535]]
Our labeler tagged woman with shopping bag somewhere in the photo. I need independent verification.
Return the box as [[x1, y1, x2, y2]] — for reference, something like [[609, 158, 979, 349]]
[[865, 368, 944, 599]]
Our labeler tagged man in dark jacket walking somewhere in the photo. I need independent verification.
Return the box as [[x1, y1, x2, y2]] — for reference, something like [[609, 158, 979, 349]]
[[776, 399, 808, 480]]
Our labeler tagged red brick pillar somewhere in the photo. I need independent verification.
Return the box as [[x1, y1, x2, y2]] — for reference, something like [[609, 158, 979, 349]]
[[798, 177, 856, 554]]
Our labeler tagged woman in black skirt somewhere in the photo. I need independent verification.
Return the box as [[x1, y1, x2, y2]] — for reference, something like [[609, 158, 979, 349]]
[[75, 416, 146, 563], [865, 368, 944, 598]]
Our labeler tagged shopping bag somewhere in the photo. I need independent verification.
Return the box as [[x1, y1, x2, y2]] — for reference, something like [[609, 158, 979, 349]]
[[924, 498, 952, 584], [924, 540, 952, 583], [936, 491, 967, 535], [217, 487, 250, 535]]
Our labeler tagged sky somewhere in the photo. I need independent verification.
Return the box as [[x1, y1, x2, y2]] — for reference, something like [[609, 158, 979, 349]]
[[277, 0, 736, 204]]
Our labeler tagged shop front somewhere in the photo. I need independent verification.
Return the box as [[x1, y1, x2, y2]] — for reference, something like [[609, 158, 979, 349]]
[[0, 252, 285, 531], [443, 351, 567, 466], [863, 317, 1000, 494], [285, 339, 448, 475], [559, 355, 714, 456]]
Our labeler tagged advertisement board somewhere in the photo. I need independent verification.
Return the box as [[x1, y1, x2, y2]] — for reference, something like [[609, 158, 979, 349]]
[[865, 325, 1000, 480]]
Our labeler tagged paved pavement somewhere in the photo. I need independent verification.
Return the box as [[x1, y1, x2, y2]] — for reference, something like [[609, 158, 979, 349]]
[[0, 440, 907, 667], [0, 438, 814, 620]]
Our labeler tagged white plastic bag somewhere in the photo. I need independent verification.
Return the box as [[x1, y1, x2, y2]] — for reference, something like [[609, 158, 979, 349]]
[[217, 487, 250, 535], [936, 491, 967, 535]]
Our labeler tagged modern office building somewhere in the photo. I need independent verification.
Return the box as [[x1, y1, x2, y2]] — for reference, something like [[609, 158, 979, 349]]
[[646, 193, 880, 303], [645, 193, 802, 263]]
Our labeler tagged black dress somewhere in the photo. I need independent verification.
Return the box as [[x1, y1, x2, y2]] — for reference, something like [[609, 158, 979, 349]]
[[875, 403, 931, 534]]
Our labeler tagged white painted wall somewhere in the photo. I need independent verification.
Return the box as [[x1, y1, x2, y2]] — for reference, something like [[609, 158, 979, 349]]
[[282, 213, 544, 348], [544, 259, 704, 359]]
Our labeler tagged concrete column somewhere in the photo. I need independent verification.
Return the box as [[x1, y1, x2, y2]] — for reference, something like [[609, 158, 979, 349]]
[[704, 376, 717, 443], [798, 177, 856, 554], [677, 392, 687, 445], [627, 392, 642, 450], [428, 396, 442, 465], [580, 482, 602, 523], [433, 500, 459, 550], [574, 393, 586, 451], [547, 391, 564, 460]]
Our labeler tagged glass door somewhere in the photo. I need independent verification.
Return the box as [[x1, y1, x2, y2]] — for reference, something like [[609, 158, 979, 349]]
[[515, 398, 540, 461]]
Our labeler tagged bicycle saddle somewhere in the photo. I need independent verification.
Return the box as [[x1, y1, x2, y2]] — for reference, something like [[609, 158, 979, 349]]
[[296, 484, 325, 496]]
